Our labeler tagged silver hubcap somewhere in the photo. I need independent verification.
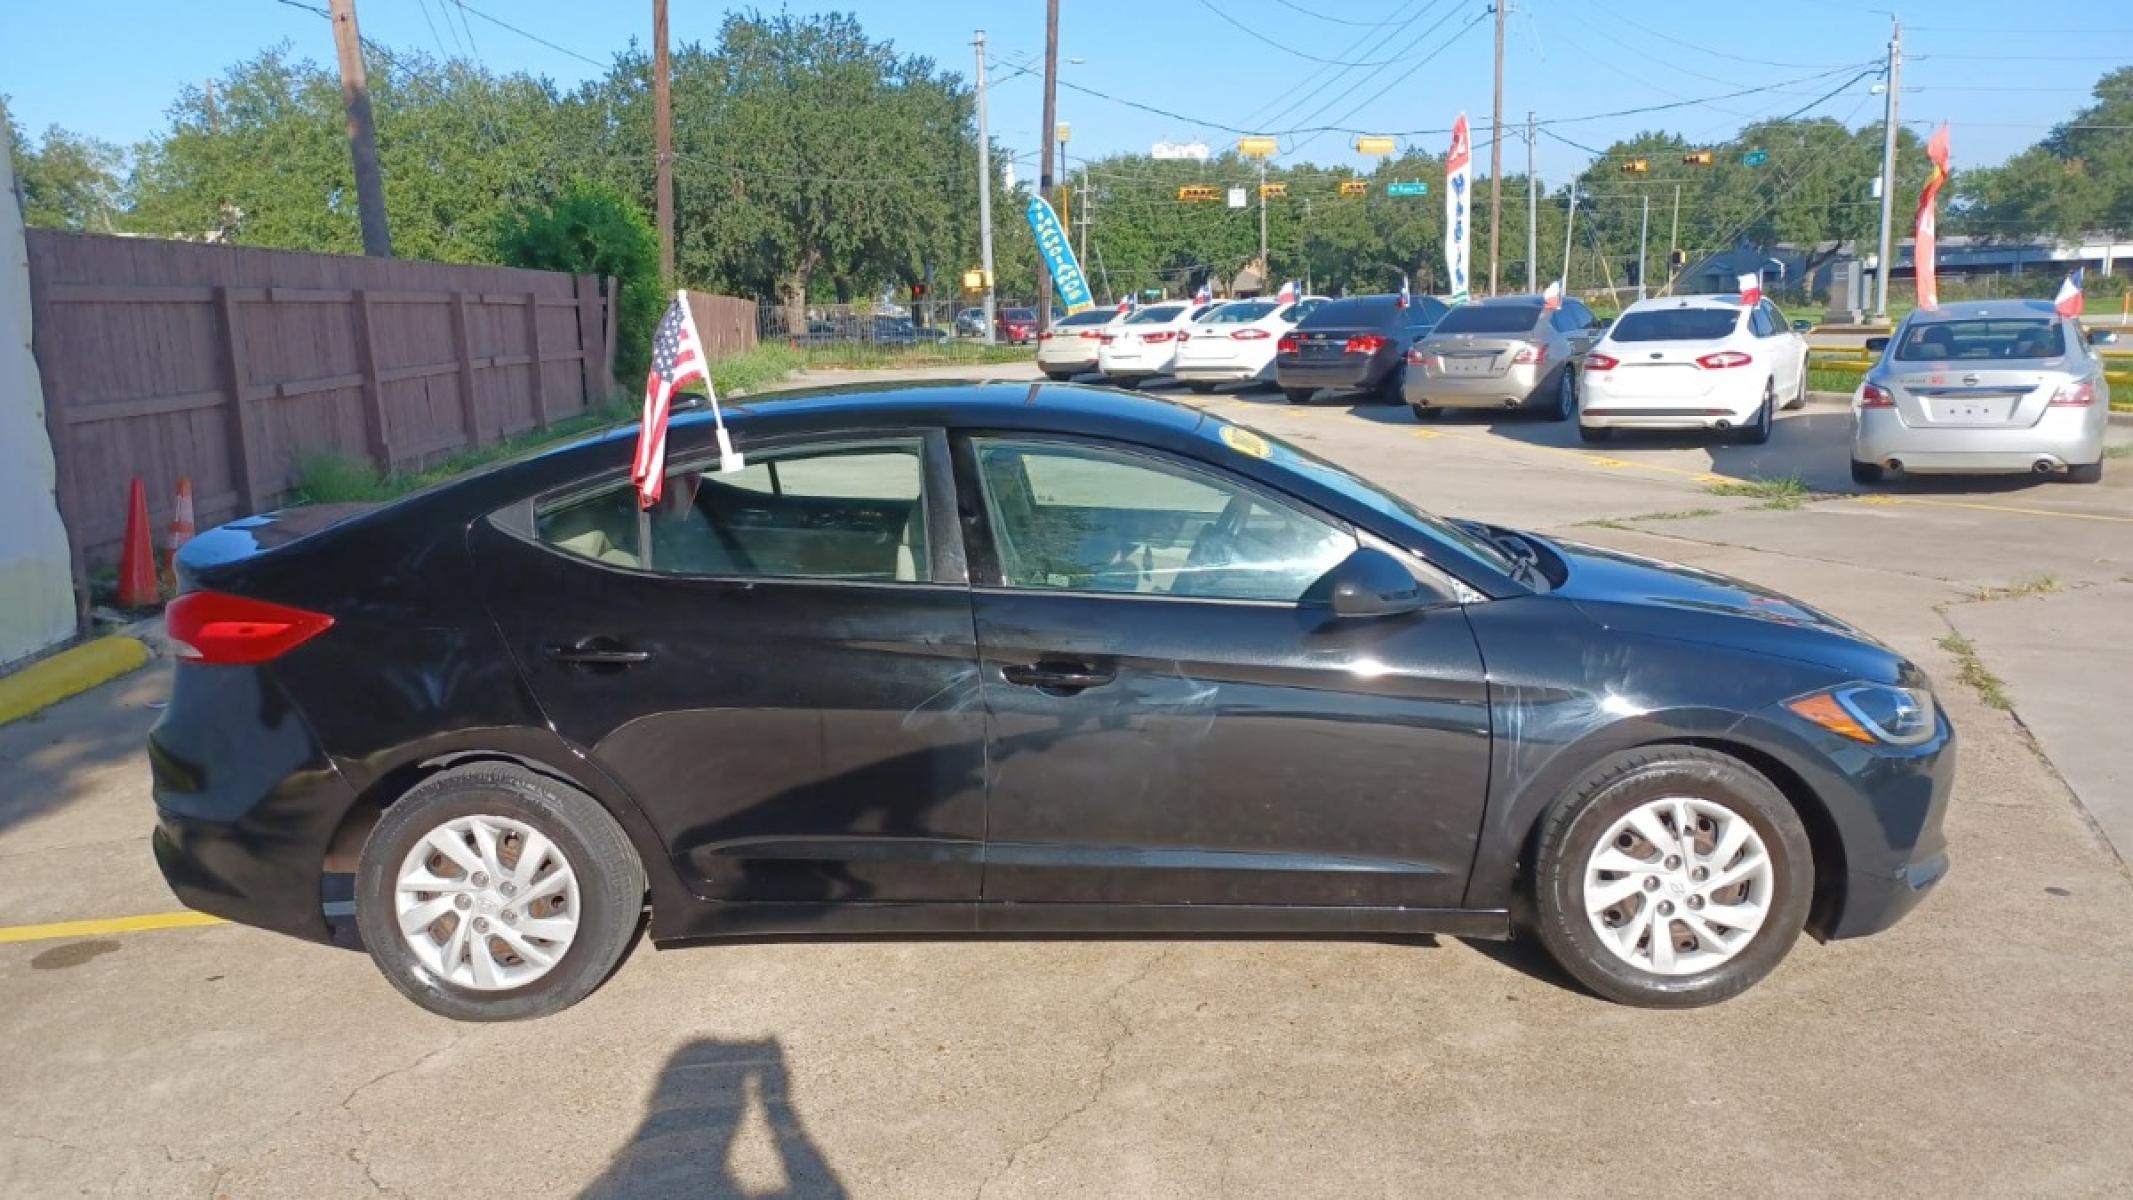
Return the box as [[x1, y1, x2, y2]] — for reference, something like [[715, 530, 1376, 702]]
[[394, 814, 580, 991], [1583, 796, 1773, 976]]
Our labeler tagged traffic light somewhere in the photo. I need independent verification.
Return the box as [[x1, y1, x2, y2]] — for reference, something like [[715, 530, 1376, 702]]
[[1260, 182, 1288, 199], [1622, 159, 1649, 175], [1682, 150, 1714, 166], [1339, 180, 1368, 197], [1668, 249, 1687, 268], [1178, 185, 1220, 203], [911, 283, 927, 299]]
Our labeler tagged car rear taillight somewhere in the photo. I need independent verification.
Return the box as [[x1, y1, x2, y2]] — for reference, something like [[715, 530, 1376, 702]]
[[1177, 331, 1193, 342], [1100, 334, 1117, 345], [1344, 334, 1388, 355], [166, 591, 334, 665], [1696, 351, 1752, 369], [1584, 353, 1619, 372], [2049, 380, 2096, 407], [1231, 328, 1270, 340], [1278, 335, 1299, 354], [1512, 342, 1548, 366], [1080, 330, 1104, 340], [1144, 331, 1176, 344], [1038, 331, 1054, 341], [1859, 382, 1894, 408]]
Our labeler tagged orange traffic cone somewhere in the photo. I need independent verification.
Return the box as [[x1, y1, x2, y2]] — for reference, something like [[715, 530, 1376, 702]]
[[117, 477, 158, 608], [166, 477, 196, 586]]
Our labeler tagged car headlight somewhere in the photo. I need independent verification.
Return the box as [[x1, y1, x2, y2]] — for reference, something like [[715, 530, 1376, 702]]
[[1786, 683, 1938, 746]]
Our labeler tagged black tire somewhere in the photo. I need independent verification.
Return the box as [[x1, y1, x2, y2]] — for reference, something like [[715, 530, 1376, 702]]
[[1110, 376, 1145, 391], [1373, 362, 1408, 405], [1041, 369, 1077, 382], [1785, 368, 1809, 411], [1547, 366, 1576, 423], [1577, 422, 1611, 443], [1187, 381, 1218, 394], [1850, 458, 1885, 485], [2064, 461, 2103, 484], [1411, 404, 1443, 421], [355, 763, 647, 1022], [1283, 387, 1317, 405], [1737, 384, 1774, 445], [1529, 745, 1814, 1008]]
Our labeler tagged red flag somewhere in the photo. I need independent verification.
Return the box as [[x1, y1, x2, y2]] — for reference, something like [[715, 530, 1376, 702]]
[[634, 292, 707, 508], [1913, 124, 1951, 312], [1736, 272, 1762, 307]]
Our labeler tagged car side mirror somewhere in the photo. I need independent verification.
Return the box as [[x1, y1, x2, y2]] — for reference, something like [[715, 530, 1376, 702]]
[[1864, 336, 1890, 353], [1304, 547, 1433, 618], [2089, 328, 2119, 346], [1792, 319, 1814, 332]]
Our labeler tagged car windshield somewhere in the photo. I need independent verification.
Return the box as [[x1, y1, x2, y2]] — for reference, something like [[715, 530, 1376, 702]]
[[1055, 310, 1114, 327], [1207, 420, 1519, 579], [1126, 305, 1186, 325], [1298, 296, 1398, 328], [1610, 308, 1742, 342], [1433, 304, 1543, 335], [1895, 318, 2064, 361], [1203, 301, 1278, 324]]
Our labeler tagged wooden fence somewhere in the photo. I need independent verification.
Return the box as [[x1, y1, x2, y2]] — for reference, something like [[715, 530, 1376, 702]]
[[27, 230, 619, 570], [686, 292, 758, 360]]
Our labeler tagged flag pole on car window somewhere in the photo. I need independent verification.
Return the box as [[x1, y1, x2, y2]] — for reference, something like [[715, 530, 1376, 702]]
[[635, 290, 745, 512]]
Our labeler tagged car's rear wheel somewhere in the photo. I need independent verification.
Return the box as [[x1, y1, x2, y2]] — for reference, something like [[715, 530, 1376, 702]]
[[1548, 366, 1576, 422], [2065, 461, 2103, 484], [1041, 369, 1076, 382], [1283, 387, 1317, 405], [1737, 384, 1774, 445], [1577, 421, 1611, 443], [355, 763, 646, 1022], [1529, 745, 1813, 1007], [1850, 458, 1885, 485], [1188, 381, 1218, 393], [1785, 368, 1809, 411], [1110, 376, 1145, 391], [1411, 403, 1442, 421], [1373, 362, 1407, 404]]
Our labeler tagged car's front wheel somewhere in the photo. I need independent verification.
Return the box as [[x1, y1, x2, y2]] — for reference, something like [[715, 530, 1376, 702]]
[[355, 763, 646, 1022], [1529, 745, 1813, 1007], [1283, 387, 1317, 405]]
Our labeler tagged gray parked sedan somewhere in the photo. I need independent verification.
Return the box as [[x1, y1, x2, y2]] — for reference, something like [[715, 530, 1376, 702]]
[[1853, 300, 2113, 484], [1404, 294, 1606, 421]]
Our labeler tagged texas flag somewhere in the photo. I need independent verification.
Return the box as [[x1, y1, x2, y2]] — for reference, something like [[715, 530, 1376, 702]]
[[2055, 267, 2085, 318], [1736, 272, 1762, 307], [1194, 282, 1213, 305], [1541, 279, 1563, 311], [1277, 279, 1299, 303], [1396, 274, 1412, 310], [1117, 294, 1137, 315]]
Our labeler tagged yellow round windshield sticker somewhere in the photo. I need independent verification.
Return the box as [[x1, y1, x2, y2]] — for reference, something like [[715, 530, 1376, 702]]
[[1219, 425, 1272, 459]]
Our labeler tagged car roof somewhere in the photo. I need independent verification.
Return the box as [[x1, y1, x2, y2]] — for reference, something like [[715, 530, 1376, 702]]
[[1904, 299, 2062, 324], [1467, 294, 1546, 306]]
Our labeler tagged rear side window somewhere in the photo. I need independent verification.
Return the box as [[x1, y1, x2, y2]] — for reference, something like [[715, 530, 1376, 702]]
[[1126, 305, 1187, 325], [1434, 304, 1543, 335], [1204, 301, 1279, 324], [1895, 319, 2063, 361], [535, 439, 930, 582], [1298, 296, 1398, 328], [1610, 308, 1742, 342]]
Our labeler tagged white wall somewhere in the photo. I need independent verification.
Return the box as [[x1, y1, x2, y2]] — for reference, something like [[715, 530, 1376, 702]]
[[0, 126, 79, 666]]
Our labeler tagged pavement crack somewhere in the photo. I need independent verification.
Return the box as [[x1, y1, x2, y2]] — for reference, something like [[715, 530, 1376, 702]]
[[974, 947, 1176, 1199]]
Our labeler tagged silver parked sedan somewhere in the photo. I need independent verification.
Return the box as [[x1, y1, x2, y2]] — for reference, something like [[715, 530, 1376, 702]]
[[1404, 294, 1605, 421], [1853, 300, 2113, 484]]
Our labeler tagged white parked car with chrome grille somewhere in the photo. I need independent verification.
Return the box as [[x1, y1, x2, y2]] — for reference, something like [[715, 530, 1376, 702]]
[[1577, 294, 1810, 445]]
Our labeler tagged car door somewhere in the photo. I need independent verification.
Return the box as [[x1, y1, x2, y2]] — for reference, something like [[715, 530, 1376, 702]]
[[1760, 300, 1807, 395], [956, 434, 1492, 909], [472, 431, 987, 905]]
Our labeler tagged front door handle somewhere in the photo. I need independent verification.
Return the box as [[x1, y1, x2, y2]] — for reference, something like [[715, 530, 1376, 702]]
[[547, 638, 653, 667], [1002, 661, 1115, 691]]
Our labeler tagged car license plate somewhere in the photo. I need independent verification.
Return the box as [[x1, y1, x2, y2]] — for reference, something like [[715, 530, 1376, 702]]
[[1442, 354, 1494, 376], [1929, 396, 2014, 423]]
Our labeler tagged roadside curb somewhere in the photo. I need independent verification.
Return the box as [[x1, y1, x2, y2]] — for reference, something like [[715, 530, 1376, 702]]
[[0, 636, 152, 727]]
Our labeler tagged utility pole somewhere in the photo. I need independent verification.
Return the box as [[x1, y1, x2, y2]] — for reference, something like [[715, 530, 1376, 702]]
[[1872, 19, 1903, 322], [1524, 110, 1537, 291], [973, 32, 997, 343], [1487, 0, 1506, 294], [1561, 181, 1577, 290], [652, 0, 674, 283], [1663, 182, 1681, 295], [1636, 192, 1650, 302], [328, 0, 392, 257], [1259, 158, 1270, 282], [1037, 0, 1060, 331], [1077, 165, 1089, 265]]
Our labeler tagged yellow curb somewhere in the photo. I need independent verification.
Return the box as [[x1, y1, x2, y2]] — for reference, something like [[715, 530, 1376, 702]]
[[0, 635, 151, 727], [0, 911, 225, 945]]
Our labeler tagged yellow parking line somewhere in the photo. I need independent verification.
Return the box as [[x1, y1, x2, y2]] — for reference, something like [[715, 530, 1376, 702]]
[[0, 911, 225, 945], [1850, 495, 2133, 525]]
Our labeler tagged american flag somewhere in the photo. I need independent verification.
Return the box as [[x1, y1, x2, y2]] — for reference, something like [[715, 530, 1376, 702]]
[[633, 292, 706, 508]]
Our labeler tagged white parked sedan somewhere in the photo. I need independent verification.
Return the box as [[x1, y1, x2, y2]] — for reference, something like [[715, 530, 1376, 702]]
[[1577, 294, 1809, 444], [1172, 297, 1327, 392], [1097, 302, 1202, 388], [1036, 308, 1121, 380]]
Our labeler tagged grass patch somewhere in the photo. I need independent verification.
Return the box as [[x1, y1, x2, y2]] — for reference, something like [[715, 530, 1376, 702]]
[[1576, 518, 1636, 532], [709, 343, 807, 396], [1937, 633, 2012, 711], [1705, 476, 1813, 510], [786, 342, 1033, 371], [1806, 366, 1864, 394], [1972, 575, 2060, 602], [1577, 507, 1720, 531], [2106, 443, 2131, 459]]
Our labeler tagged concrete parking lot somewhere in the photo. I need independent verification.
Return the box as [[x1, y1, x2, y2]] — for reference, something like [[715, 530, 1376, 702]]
[[5, 363, 2132, 1198]]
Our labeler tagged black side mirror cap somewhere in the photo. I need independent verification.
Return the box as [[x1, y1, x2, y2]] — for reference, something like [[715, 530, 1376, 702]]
[[2088, 328, 2119, 346], [1865, 336, 1891, 353], [1792, 319, 1814, 332], [1304, 546, 1434, 618]]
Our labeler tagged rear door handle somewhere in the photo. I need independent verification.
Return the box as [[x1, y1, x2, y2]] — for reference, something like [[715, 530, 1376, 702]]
[[547, 638, 652, 667], [1002, 661, 1115, 691]]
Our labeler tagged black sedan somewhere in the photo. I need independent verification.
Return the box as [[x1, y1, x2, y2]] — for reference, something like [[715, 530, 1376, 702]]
[[152, 383, 1952, 1020], [1276, 292, 1450, 405]]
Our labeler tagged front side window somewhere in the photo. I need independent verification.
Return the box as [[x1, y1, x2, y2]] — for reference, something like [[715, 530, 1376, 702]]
[[536, 439, 930, 582], [973, 439, 1354, 602]]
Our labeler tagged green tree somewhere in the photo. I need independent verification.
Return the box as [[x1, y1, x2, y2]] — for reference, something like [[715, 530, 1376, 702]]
[[493, 178, 661, 380], [1, 97, 128, 231], [1958, 67, 2133, 243]]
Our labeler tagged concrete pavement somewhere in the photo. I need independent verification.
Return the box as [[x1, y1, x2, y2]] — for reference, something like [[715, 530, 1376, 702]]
[[6, 364, 2133, 1197]]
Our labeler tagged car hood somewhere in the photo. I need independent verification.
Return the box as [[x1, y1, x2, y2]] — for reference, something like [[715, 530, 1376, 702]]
[[1538, 534, 1901, 681]]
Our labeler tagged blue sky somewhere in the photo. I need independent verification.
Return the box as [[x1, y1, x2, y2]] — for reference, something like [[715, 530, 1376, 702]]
[[3, 0, 2126, 186]]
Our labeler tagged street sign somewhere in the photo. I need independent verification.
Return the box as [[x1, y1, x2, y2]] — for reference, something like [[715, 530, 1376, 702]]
[[1227, 187, 1248, 208], [1743, 149, 1769, 167], [1152, 141, 1210, 161], [1386, 181, 1428, 197]]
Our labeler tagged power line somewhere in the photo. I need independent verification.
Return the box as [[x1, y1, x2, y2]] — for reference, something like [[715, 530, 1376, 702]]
[[447, 0, 608, 69], [1190, 0, 1412, 66], [1284, 9, 1490, 157], [1595, 5, 1857, 70], [1263, 0, 1411, 27]]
